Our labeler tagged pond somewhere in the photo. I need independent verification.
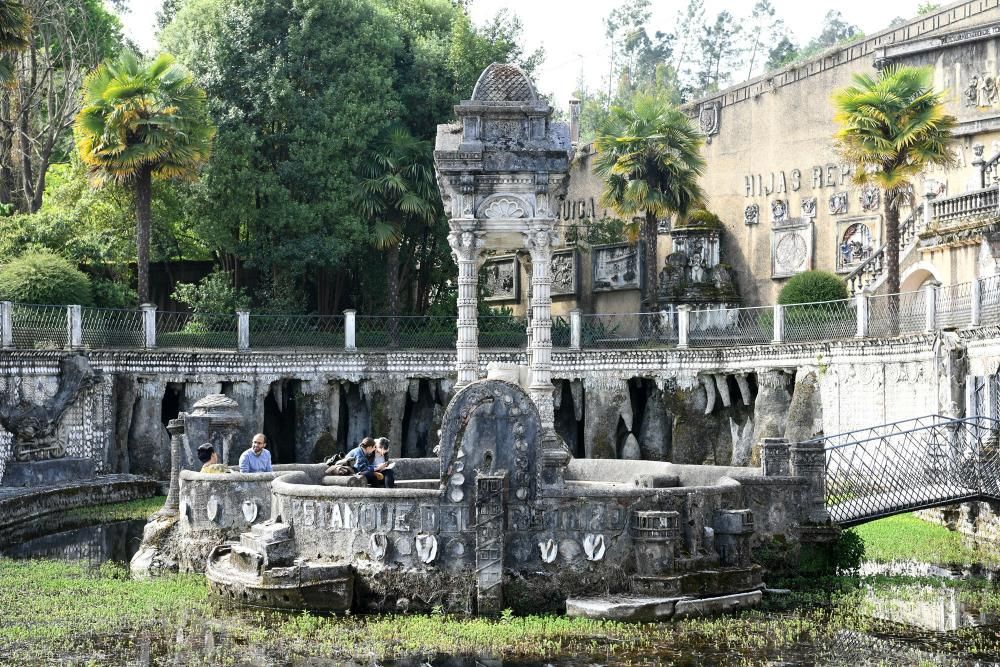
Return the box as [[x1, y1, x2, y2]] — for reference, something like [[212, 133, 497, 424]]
[[3, 504, 1000, 666]]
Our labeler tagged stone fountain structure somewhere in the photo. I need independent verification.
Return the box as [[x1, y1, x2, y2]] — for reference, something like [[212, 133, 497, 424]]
[[132, 64, 831, 618]]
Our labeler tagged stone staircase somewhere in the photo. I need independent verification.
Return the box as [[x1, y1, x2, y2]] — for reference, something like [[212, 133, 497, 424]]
[[845, 186, 999, 296]]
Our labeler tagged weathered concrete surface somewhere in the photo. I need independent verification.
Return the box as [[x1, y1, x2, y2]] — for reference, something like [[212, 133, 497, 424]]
[[784, 370, 823, 443], [127, 378, 170, 477], [672, 590, 762, 619], [751, 370, 792, 464], [637, 383, 672, 461], [567, 589, 762, 621], [566, 596, 678, 621], [0, 474, 159, 534], [583, 378, 630, 459]]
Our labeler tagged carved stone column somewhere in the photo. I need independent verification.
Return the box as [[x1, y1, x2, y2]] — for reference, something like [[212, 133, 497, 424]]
[[449, 226, 485, 388], [158, 417, 185, 517], [525, 225, 557, 428]]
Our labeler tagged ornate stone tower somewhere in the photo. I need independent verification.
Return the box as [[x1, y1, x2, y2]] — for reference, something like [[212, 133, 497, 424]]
[[434, 63, 573, 427]]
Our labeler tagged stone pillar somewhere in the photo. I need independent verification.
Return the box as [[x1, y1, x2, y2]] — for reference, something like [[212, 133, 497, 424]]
[[971, 278, 982, 327], [237, 310, 250, 352], [525, 226, 557, 428], [1, 301, 13, 350], [449, 226, 485, 388], [158, 417, 185, 517], [790, 440, 830, 523], [140, 303, 156, 349], [762, 438, 790, 476], [855, 292, 869, 338], [67, 304, 83, 350], [677, 305, 691, 348], [569, 308, 581, 350], [343, 309, 356, 351], [771, 304, 784, 344], [923, 282, 939, 332]]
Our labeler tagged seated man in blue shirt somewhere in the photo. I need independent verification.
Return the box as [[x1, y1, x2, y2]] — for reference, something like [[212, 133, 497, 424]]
[[345, 437, 394, 488], [239, 433, 273, 473]]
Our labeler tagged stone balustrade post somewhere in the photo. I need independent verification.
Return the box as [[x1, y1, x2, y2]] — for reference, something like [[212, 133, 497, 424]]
[[1, 301, 13, 350], [855, 292, 869, 338], [140, 303, 156, 350], [237, 310, 250, 352], [771, 304, 784, 344], [158, 416, 185, 517], [971, 278, 982, 327], [67, 304, 83, 350], [762, 438, 790, 476], [677, 305, 691, 349], [569, 308, 581, 350], [449, 227, 485, 388], [923, 282, 939, 332], [790, 440, 830, 523], [923, 193, 934, 230], [343, 309, 356, 351]]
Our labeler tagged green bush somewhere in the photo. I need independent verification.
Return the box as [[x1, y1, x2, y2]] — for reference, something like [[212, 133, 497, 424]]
[[92, 279, 138, 309], [172, 270, 250, 315], [778, 270, 848, 305], [0, 250, 92, 305], [678, 208, 722, 229]]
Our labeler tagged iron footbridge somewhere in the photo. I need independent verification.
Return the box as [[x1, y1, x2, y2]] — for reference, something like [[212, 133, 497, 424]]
[[816, 415, 1000, 526]]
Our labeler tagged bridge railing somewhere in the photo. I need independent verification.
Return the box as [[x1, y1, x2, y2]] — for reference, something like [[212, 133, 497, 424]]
[[813, 415, 1000, 526], [3, 273, 1000, 352]]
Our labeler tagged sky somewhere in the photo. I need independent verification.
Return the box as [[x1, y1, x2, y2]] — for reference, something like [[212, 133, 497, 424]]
[[117, 0, 928, 108]]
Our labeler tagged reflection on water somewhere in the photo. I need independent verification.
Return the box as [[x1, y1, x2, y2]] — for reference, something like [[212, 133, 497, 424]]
[[867, 586, 998, 632], [1, 519, 145, 565]]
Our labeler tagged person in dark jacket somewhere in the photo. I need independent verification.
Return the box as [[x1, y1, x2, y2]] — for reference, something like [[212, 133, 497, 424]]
[[344, 437, 393, 488]]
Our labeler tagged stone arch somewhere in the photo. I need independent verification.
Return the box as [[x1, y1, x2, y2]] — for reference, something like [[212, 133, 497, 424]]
[[900, 261, 942, 292], [476, 193, 533, 220]]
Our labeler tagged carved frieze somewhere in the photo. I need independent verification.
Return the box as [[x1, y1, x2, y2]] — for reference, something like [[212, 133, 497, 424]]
[[860, 186, 881, 212], [592, 243, 642, 292], [771, 199, 788, 223], [481, 255, 519, 302], [550, 250, 577, 296], [481, 196, 529, 220]]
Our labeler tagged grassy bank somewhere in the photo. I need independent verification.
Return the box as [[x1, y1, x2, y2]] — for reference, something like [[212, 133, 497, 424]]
[[2, 506, 1000, 664], [851, 513, 1000, 567], [62, 495, 165, 523]]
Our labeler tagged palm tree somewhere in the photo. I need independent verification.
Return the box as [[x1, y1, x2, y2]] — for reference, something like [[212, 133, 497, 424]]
[[74, 51, 215, 304], [357, 125, 440, 343], [833, 65, 956, 296], [0, 0, 30, 86], [594, 95, 705, 310]]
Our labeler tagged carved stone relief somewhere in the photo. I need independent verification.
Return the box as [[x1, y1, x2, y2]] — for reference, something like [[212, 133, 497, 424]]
[[699, 102, 720, 136], [481, 196, 529, 220], [592, 243, 642, 292], [836, 216, 880, 274], [550, 250, 577, 296], [829, 192, 849, 215], [801, 197, 817, 219], [482, 255, 519, 302], [771, 199, 788, 223], [744, 204, 759, 225], [860, 186, 881, 212], [771, 222, 813, 278]]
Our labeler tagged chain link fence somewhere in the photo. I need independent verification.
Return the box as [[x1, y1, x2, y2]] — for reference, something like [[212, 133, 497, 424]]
[[249, 314, 345, 349], [784, 299, 857, 343], [580, 312, 677, 348], [80, 307, 144, 349], [156, 310, 238, 349], [867, 290, 926, 338], [689, 305, 772, 347], [11, 304, 67, 349], [936, 281, 973, 330]]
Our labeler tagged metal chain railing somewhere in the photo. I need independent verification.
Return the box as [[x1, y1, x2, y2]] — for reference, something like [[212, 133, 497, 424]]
[[819, 415, 1000, 525], [80, 307, 144, 349], [2, 273, 1000, 353], [11, 304, 67, 349], [689, 305, 771, 347], [156, 310, 238, 349]]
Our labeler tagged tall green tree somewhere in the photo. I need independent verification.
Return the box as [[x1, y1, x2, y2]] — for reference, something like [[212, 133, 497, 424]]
[[74, 51, 215, 303], [357, 125, 440, 324], [695, 10, 743, 95], [833, 65, 956, 295], [0, 0, 29, 85], [594, 96, 705, 309]]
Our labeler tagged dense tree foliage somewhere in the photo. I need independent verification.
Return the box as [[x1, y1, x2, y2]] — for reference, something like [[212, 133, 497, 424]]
[[75, 51, 215, 303], [0, 0, 122, 213], [160, 0, 536, 315], [594, 96, 705, 309], [833, 66, 956, 296], [0, 0, 29, 86]]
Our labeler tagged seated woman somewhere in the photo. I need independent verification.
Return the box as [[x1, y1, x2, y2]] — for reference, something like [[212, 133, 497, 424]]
[[197, 443, 230, 474], [344, 437, 394, 488], [372, 437, 395, 488]]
